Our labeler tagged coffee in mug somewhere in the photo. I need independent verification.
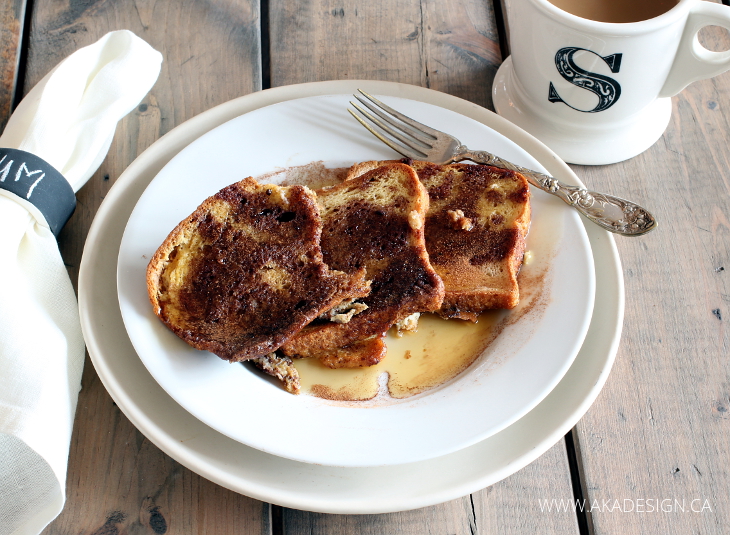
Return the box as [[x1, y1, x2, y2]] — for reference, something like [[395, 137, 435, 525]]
[[493, 0, 730, 164], [548, 0, 679, 24]]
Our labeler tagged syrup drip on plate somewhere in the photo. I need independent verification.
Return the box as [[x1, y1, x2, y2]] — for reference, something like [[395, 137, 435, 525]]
[[294, 311, 505, 401]]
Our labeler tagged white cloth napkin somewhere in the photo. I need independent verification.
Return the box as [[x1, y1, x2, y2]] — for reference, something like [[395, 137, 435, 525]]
[[0, 30, 161, 535]]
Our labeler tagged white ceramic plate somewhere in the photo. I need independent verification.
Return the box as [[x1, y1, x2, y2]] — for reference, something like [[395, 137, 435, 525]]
[[80, 80, 622, 513], [117, 93, 595, 467]]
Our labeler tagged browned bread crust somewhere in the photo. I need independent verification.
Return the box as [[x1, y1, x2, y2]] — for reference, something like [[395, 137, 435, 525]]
[[347, 160, 531, 320], [279, 163, 445, 364], [315, 336, 388, 369], [146, 177, 370, 362]]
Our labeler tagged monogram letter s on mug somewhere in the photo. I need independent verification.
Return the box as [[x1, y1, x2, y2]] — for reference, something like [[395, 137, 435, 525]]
[[492, 0, 730, 164]]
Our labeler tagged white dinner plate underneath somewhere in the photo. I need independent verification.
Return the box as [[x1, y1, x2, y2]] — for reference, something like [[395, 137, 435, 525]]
[[117, 93, 595, 467], [79, 80, 623, 513]]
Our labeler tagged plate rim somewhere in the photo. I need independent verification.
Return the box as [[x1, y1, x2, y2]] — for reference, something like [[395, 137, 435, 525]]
[[79, 80, 623, 513]]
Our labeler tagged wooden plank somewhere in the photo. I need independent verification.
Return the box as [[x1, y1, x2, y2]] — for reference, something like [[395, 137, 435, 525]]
[[278, 441, 580, 534], [570, 24, 730, 535], [269, 0, 501, 108], [278, 497, 475, 534], [17, 1, 268, 533], [0, 0, 26, 132], [471, 441, 580, 534], [269, 0, 580, 531]]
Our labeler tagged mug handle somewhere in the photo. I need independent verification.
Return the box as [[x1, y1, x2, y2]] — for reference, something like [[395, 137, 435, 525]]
[[659, 2, 730, 98]]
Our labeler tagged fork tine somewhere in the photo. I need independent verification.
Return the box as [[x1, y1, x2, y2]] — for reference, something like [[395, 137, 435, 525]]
[[351, 101, 432, 156], [357, 89, 442, 139], [348, 108, 428, 159], [353, 95, 435, 146]]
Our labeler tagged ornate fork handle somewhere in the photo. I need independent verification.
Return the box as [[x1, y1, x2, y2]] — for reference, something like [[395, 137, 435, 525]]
[[455, 147, 657, 236]]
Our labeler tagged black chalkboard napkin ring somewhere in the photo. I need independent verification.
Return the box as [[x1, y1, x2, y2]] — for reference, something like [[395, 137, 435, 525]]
[[0, 148, 76, 237]]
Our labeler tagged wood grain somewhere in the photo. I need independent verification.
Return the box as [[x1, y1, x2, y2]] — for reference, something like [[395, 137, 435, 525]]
[[278, 497, 476, 535], [570, 24, 730, 535], [276, 442, 579, 534], [0, 0, 25, 132], [269, 0, 501, 107], [471, 441, 580, 534], [17, 1, 268, 533]]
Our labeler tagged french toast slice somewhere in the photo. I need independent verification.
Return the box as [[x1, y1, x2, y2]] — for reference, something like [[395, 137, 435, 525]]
[[146, 177, 370, 362], [279, 163, 445, 365], [347, 160, 531, 321]]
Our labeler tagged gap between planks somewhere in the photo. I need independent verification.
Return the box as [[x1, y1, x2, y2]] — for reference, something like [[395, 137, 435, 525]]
[[11, 0, 32, 112]]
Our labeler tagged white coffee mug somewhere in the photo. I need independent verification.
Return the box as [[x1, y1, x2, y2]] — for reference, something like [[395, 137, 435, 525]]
[[492, 0, 730, 164]]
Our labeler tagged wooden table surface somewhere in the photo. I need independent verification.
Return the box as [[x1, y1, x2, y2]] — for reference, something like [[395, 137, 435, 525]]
[[1, 0, 728, 533]]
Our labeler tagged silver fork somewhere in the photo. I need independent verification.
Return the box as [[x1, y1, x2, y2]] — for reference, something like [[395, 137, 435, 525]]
[[348, 89, 657, 237]]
